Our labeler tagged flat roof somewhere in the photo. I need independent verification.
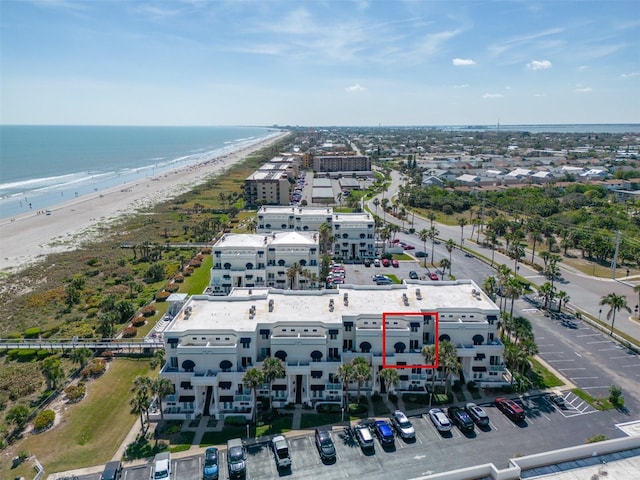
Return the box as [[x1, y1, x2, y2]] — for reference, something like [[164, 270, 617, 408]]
[[166, 281, 499, 333], [258, 206, 333, 216], [215, 232, 317, 248]]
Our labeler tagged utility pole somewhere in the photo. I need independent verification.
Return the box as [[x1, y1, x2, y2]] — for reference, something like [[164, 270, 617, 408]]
[[610, 230, 621, 279]]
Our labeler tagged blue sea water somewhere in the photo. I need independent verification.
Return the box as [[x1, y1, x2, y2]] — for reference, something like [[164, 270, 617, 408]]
[[0, 125, 279, 219]]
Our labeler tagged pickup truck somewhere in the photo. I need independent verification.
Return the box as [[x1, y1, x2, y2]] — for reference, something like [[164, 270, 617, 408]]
[[271, 435, 292, 470]]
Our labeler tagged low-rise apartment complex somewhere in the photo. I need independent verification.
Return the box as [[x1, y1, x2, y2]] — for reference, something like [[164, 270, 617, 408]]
[[158, 282, 506, 420]]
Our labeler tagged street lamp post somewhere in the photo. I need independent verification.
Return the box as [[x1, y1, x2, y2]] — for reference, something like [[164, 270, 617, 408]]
[[599, 309, 602, 321]]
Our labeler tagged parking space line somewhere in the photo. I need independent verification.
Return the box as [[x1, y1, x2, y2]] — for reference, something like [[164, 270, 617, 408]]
[[586, 340, 611, 344], [570, 376, 598, 379], [576, 333, 600, 337], [582, 386, 610, 389], [597, 347, 619, 351], [558, 367, 586, 370], [549, 359, 575, 362], [610, 355, 636, 359]]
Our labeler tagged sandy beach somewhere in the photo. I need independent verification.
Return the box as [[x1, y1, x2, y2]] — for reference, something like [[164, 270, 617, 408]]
[[0, 131, 289, 274]]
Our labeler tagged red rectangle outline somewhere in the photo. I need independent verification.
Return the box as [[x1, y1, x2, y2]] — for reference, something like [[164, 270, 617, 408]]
[[381, 311, 439, 369]]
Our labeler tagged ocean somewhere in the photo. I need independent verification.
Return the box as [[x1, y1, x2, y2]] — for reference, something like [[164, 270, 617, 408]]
[[0, 125, 278, 219]]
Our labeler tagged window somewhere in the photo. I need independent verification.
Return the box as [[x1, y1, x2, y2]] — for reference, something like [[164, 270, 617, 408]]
[[260, 329, 270, 339], [328, 347, 339, 360], [423, 332, 430, 344], [343, 339, 353, 351], [330, 332, 338, 340], [241, 357, 252, 368], [410, 340, 419, 350], [240, 338, 251, 348], [490, 355, 501, 366]]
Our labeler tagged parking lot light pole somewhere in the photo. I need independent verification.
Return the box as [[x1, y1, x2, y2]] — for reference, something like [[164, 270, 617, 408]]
[[246, 424, 250, 439]]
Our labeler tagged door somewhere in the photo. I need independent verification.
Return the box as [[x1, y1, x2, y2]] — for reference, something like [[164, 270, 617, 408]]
[[295, 375, 302, 404]]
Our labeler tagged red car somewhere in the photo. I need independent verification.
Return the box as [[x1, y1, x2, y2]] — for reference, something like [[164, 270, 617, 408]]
[[428, 273, 439, 281], [382, 258, 390, 267], [391, 259, 399, 268], [495, 398, 525, 422], [403, 245, 415, 250]]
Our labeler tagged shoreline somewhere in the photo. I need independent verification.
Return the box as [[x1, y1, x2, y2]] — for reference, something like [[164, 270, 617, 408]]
[[0, 131, 289, 274]]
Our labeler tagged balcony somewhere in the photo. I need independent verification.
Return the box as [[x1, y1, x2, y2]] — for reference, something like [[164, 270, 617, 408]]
[[286, 360, 311, 374], [325, 383, 342, 392]]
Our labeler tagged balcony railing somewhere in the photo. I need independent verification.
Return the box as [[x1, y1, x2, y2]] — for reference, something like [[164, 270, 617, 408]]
[[325, 383, 342, 391]]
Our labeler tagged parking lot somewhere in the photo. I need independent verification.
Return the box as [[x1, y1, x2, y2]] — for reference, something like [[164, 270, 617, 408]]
[[79, 392, 630, 480]]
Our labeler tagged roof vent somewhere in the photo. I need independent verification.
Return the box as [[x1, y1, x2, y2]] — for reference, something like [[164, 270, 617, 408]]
[[415, 288, 422, 300], [343, 292, 349, 306], [329, 298, 335, 312], [268, 299, 274, 312], [402, 293, 409, 306]]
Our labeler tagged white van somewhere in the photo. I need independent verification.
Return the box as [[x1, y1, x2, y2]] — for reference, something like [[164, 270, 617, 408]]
[[152, 452, 171, 479]]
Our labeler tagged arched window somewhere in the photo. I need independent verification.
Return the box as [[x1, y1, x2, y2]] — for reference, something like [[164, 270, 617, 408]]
[[360, 233, 366, 239], [311, 350, 323, 362], [245, 263, 254, 270], [281, 224, 287, 229], [472, 334, 484, 346], [219, 360, 232, 371], [265, 224, 271, 229], [439, 334, 451, 342], [342, 233, 348, 239], [224, 263, 231, 270], [274, 350, 287, 361], [278, 259, 286, 266], [182, 360, 195, 372], [360, 342, 371, 353], [394, 342, 406, 353], [303, 226, 309, 230], [299, 259, 307, 266]]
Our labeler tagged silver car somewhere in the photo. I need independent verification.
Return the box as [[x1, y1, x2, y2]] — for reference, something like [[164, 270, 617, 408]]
[[390, 410, 415, 439], [428, 408, 452, 432]]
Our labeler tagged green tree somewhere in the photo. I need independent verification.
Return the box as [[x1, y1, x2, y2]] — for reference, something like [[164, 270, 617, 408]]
[[243, 367, 264, 424], [419, 228, 429, 267], [6, 405, 30, 429], [439, 341, 461, 396], [458, 217, 468, 245], [421, 344, 438, 393], [130, 391, 148, 431], [481, 276, 498, 300], [69, 347, 92, 368], [428, 226, 440, 264], [599, 293, 631, 336], [352, 357, 372, 404], [336, 362, 355, 409], [41, 357, 65, 390], [445, 239, 455, 273], [151, 377, 174, 422], [261, 357, 285, 411], [439, 258, 450, 278], [144, 263, 165, 283], [150, 349, 166, 370], [378, 368, 400, 400]]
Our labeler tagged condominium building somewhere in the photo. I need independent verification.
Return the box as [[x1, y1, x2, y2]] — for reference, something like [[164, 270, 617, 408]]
[[256, 206, 376, 261], [312, 155, 371, 172], [158, 281, 506, 420], [206, 232, 320, 295], [243, 170, 292, 207]]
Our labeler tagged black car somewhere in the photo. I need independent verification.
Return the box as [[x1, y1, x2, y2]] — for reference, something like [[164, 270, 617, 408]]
[[364, 258, 371, 267], [354, 424, 375, 451], [314, 428, 336, 461], [100, 461, 122, 480], [415, 251, 427, 258], [447, 406, 474, 432], [409, 271, 419, 280], [465, 403, 490, 427]]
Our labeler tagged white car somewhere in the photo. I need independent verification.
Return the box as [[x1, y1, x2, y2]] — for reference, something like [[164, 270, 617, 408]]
[[428, 408, 452, 432], [390, 410, 415, 439]]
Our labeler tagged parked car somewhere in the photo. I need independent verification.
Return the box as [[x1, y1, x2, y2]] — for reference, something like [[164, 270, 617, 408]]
[[495, 397, 525, 422], [271, 435, 292, 470], [465, 403, 490, 427], [372, 274, 390, 282], [447, 406, 475, 432], [428, 408, 452, 432], [227, 438, 247, 478], [373, 420, 395, 447], [314, 428, 336, 461], [364, 258, 371, 267], [152, 452, 171, 480], [100, 461, 122, 480], [382, 258, 390, 267], [390, 410, 415, 439], [391, 259, 399, 268], [373, 258, 381, 267], [376, 277, 393, 285], [403, 245, 415, 250], [415, 251, 427, 258], [354, 424, 375, 451], [549, 391, 566, 408], [409, 271, 419, 280], [428, 272, 439, 281], [203, 447, 219, 480]]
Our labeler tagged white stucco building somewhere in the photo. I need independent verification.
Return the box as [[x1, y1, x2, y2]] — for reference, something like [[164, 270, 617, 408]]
[[158, 281, 507, 420], [207, 232, 320, 295]]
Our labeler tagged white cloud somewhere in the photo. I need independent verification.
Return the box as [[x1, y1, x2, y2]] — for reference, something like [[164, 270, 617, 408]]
[[577, 65, 589, 71], [574, 86, 593, 93], [452, 84, 469, 89], [621, 72, 640, 79], [452, 58, 476, 66], [345, 84, 367, 92], [482, 93, 504, 99], [527, 59, 552, 70]]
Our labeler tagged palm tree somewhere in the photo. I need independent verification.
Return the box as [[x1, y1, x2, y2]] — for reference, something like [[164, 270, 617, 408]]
[[336, 362, 355, 409], [286, 262, 303, 289], [131, 376, 152, 425], [599, 293, 631, 336], [439, 341, 461, 396], [439, 258, 450, 278], [41, 357, 65, 390], [556, 291, 570, 313], [634, 285, 640, 319], [352, 357, 372, 404], [243, 367, 264, 424], [538, 281, 556, 311], [378, 368, 400, 400], [69, 347, 92, 369], [481, 275, 498, 301], [504, 277, 524, 319], [496, 264, 513, 312], [457, 217, 467, 246], [421, 344, 438, 394], [151, 377, 174, 422], [419, 228, 429, 267], [261, 357, 286, 411], [130, 392, 148, 431], [445, 239, 455, 273], [150, 349, 166, 370], [530, 230, 542, 264], [427, 211, 436, 229], [486, 230, 499, 266], [372, 197, 380, 217], [428, 226, 439, 265]]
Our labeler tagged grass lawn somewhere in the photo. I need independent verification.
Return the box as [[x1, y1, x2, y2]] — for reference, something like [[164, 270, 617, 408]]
[[182, 255, 213, 294], [571, 388, 614, 411], [529, 357, 563, 389], [0, 358, 151, 478], [299, 413, 342, 429], [372, 396, 392, 416], [200, 426, 247, 447], [254, 415, 293, 438], [385, 274, 401, 284]]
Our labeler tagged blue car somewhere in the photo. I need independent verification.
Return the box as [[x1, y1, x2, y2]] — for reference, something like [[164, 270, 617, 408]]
[[203, 447, 219, 480], [373, 420, 395, 447]]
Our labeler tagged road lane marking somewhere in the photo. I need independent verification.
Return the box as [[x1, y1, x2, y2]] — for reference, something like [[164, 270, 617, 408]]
[[558, 367, 586, 370], [586, 341, 611, 344], [574, 352, 583, 357], [621, 364, 640, 368], [570, 376, 598, 380]]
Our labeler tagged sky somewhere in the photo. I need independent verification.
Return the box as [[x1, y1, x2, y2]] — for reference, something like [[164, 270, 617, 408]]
[[1, 0, 639, 126]]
